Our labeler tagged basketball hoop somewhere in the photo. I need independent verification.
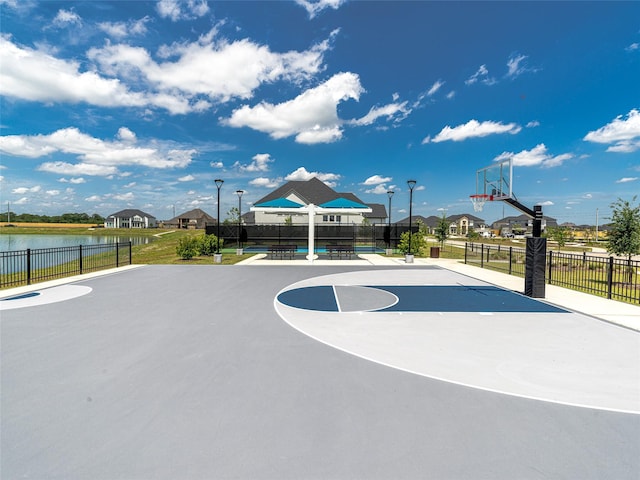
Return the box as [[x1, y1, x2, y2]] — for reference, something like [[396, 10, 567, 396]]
[[470, 194, 492, 212]]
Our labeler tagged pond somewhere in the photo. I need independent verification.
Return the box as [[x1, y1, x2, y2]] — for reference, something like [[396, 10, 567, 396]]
[[0, 234, 154, 252]]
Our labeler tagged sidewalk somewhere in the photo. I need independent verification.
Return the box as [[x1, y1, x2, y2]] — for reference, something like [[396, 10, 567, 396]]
[[238, 253, 640, 331]]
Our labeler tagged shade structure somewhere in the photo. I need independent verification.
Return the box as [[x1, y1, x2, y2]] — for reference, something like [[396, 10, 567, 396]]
[[250, 202, 372, 262]]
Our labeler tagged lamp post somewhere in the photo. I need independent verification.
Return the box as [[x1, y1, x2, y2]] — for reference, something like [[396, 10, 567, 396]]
[[387, 190, 394, 254], [214, 179, 224, 259], [406, 180, 416, 263], [235, 189, 244, 254]]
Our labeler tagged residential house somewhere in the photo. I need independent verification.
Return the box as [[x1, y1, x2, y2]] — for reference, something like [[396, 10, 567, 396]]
[[396, 214, 487, 236], [250, 177, 383, 225], [104, 209, 157, 229], [163, 208, 216, 229], [492, 214, 557, 236]]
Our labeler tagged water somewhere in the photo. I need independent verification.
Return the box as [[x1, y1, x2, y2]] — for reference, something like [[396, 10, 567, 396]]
[[0, 234, 153, 252]]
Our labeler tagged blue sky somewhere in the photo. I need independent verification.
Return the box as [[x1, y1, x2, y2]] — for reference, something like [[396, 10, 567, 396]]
[[1, 0, 639, 225]]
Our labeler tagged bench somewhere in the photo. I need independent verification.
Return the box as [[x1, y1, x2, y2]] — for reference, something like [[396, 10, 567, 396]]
[[268, 244, 297, 259], [326, 244, 354, 259]]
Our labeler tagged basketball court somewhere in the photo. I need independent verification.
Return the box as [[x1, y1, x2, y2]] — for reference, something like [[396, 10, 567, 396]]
[[1, 264, 639, 479]]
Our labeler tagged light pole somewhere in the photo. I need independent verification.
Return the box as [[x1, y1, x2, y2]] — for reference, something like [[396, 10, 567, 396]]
[[215, 179, 224, 256], [235, 189, 244, 253], [407, 180, 416, 261], [387, 190, 394, 253]]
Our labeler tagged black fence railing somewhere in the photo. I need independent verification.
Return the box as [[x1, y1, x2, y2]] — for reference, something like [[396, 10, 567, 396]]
[[1, 242, 132, 289], [206, 223, 417, 251], [464, 242, 640, 304]]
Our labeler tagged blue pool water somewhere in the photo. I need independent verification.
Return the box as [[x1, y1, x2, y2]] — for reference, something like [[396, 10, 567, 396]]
[[244, 246, 385, 254]]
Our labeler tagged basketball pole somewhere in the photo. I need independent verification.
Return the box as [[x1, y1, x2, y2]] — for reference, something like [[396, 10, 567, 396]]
[[502, 198, 546, 298]]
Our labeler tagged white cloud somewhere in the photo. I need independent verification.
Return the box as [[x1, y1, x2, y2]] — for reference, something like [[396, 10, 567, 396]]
[[117, 127, 136, 142], [424, 119, 521, 143], [526, 120, 540, 128], [225, 72, 364, 144], [616, 177, 638, 183], [537, 200, 554, 206], [285, 167, 340, 187], [210, 161, 224, 169], [235, 153, 273, 172], [98, 17, 149, 39], [53, 9, 82, 27], [494, 144, 573, 168], [58, 177, 86, 184], [39, 161, 119, 176], [295, 0, 346, 18], [14, 197, 29, 205], [46, 189, 60, 195], [363, 175, 392, 185], [350, 101, 410, 127], [626, 43, 639, 52], [583, 109, 640, 153], [365, 184, 390, 194], [12, 185, 41, 194], [427, 80, 444, 96], [178, 174, 195, 182], [156, 0, 209, 21], [88, 30, 333, 107], [506, 53, 533, 78], [0, 37, 158, 110], [249, 177, 281, 188], [85, 195, 102, 202], [465, 65, 496, 86], [0, 127, 197, 176], [113, 192, 135, 201]]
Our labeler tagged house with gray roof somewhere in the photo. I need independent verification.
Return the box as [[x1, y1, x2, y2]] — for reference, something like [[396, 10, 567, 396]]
[[104, 209, 157, 229], [251, 177, 383, 225], [396, 214, 487, 236], [492, 214, 557, 236], [163, 208, 216, 229]]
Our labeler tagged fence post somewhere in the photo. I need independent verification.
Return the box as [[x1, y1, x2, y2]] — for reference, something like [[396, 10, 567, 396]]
[[129, 241, 132, 264], [548, 250, 553, 284], [79, 244, 83, 274], [480, 244, 484, 268], [26, 248, 31, 285], [509, 247, 513, 275], [116, 242, 120, 267], [464, 242, 468, 264], [607, 256, 614, 300]]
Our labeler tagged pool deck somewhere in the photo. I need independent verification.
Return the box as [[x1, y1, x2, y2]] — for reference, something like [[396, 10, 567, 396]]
[[1, 255, 639, 479]]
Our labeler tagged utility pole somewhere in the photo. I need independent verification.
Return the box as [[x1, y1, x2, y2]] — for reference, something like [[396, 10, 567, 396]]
[[595, 208, 599, 243]]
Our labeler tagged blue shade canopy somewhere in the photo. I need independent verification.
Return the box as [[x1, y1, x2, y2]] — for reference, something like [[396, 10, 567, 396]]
[[319, 198, 369, 209], [254, 198, 305, 208]]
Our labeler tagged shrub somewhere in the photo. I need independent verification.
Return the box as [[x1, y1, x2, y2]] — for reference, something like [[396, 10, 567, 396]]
[[398, 231, 427, 256], [198, 234, 221, 256], [176, 236, 199, 260]]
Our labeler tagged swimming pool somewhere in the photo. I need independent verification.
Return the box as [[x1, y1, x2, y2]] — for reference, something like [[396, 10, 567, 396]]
[[243, 245, 385, 254]]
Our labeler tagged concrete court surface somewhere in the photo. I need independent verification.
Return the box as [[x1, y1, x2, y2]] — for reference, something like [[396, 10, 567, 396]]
[[1, 264, 639, 479]]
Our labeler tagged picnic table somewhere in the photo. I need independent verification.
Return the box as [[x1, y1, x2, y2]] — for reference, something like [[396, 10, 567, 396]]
[[268, 244, 297, 259], [326, 244, 354, 259]]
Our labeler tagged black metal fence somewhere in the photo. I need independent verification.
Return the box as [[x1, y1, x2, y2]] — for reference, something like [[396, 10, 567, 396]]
[[206, 223, 415, 250], [464, 242, 640, 304], [0, 242, 132, 289]]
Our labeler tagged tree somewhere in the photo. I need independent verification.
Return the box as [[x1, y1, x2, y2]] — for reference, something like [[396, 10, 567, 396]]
[[223, 207, 240, 225], [607, 197, 640, 284], [398, 230, 427, 256], [434, 214, 450, 246], [546, 226, 574, 248]]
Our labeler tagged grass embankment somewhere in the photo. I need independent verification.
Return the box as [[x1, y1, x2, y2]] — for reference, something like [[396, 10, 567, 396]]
[[0, 226, 253, 265]]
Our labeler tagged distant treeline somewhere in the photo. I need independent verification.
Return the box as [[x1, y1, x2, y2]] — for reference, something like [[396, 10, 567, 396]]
[[0, 212, 105, 224]]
